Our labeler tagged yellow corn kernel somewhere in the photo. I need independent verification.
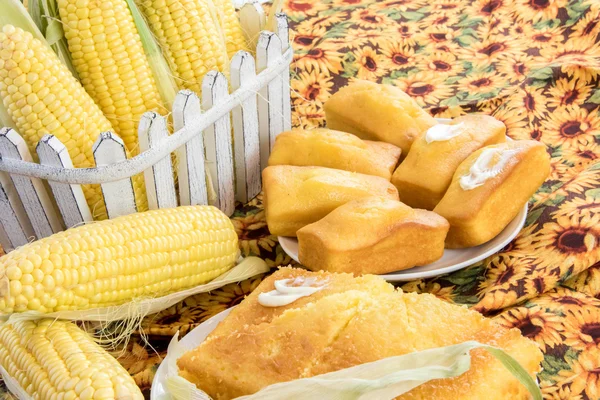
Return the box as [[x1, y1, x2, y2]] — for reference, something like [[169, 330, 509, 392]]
[[0, 206, 239, 314], [137, 0, 229, 94], [212, 0, 249, 58], [0, 319, 144, 399], [0, 25, 148, 220], [57, 0, 164, 156]]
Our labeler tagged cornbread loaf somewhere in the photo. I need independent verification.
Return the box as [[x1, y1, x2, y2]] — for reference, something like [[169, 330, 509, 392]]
[[434, 140, 550, 248], [262, 166, 399, 237], [177, 268, 543, 400], [324, 80, 437, 155], [392, 115, 506, 210], [297, 197, 449, 274], [268, 128, 402, 180]]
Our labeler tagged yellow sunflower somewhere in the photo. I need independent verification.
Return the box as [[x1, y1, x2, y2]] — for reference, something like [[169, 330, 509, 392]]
[[291, 25, 327, 51], [563, 307, 600, 350], [541, 106, 600, 151], [562, 165, 600, 195], [509, 20, 536, 39], [541, 383, 584, 400], [428, 0, 464, 14], [421, 39, 463, 56], [569, 4, 600, 42], [350, 7, 393, 30], [492, 106, 529, 133], [430, 105, 467, 118], [546, 77, 593, 110], [471, 0, 509, 16], [417, 51, 464, 76], [296, 13, 345, 31], [477, 256, 529, 296], [533, 287, 591, 311], [526, 26, 566, 49], [293, 40, 343, 75], [457, 71, 505, 96], [495, 305, 565, 351], [352, 46, 387, 81], [474, 287, 519, 313], [384, 23, 419, 46], [528, 213, 600, 273], [508, 86, 548, 120], [540, 39, 600, 82], [523, 273, 561, 298], [497, 53, 535, 83], [565, 344, 600, 399], [516, 0, 567, 23], [293, 102, 325, 129], [401, 281, 456, 302], [553, 195, 600, 220], [560, 142, 599, 170], [501, 224, 543, 257], [563, 263, 600, 298], [371, 0, 414, 12], [231, 210, 277, 257], [508, 121, 545, 142], [419, 11, 461, 27], [417, 25, 459, 47], [291, 69, 334, 105], [346, 27, 387, 49], [379, 39, 416, 70], [284, 0, 329, 19], [394, 71, 454, 107]]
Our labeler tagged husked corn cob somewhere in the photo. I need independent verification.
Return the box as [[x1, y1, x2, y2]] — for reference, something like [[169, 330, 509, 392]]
[[213, 0, 249, 58], [0, 25, 148, 220], [57, 0, 164, 156], [0, 206, 239, 314], [0, 318, 144, 399], [137, 0, 229, 94]]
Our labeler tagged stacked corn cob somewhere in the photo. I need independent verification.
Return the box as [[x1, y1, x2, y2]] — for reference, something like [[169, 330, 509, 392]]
[[0, 205, 242, 397]]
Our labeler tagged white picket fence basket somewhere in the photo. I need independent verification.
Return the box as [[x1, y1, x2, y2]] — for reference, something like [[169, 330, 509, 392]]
[[0, 2, 292, 252]]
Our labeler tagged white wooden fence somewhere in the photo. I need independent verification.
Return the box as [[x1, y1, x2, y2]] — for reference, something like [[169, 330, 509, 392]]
[[0, 3, 292, 252]]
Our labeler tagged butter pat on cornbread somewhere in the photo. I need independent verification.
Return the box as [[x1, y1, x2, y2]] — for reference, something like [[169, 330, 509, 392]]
[[297, 197, 449, 274], [268, 128, 402, 180], [263, 165, 399, 237]]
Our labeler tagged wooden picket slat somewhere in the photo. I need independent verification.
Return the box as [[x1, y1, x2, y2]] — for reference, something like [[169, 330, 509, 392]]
[[276, 13, 292, 132], [202, 71, 235, 216], [138, 112, 178, 210], [36, 135, 93, 228], [0, 176, 34, 251], [240, 0, 265, 49], [257, 31, 284, 171], [92, 132, 138, 218], [173, 90, 208, 206], [231, 51, 261, 203], [0, 128, 62, 238]]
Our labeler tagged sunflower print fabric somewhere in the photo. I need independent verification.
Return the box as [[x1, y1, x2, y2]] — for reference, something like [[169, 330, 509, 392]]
[[1, 0, 600, 398]]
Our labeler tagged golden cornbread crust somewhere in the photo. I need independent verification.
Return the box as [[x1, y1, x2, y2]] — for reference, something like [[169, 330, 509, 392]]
[[262, 165, 399, 237], [177, 268, 543, 400], [297, 197, 449, 274], [434, 140, 551, 248], [324, 80, 437, 156], [268, 128, 402, 180], [392, 114, 506, 210]]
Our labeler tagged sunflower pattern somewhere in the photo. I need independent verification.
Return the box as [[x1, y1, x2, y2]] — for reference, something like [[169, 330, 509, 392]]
[[2, 0, 600, 398]]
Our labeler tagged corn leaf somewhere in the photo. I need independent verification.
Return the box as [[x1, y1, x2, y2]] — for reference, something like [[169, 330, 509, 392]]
[[166, 340, 542, 400], [124, 0, 179, 110]]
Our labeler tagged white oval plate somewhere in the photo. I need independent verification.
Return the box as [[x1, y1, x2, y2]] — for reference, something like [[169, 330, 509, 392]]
[[279, 203, 527, 282], [150, 308, 233, 400]]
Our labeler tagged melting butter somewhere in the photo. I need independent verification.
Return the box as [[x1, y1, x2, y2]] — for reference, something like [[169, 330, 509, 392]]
[[258, 277, 328, 307], [425, 122, 465, 144], [460, 147, 519, 190]]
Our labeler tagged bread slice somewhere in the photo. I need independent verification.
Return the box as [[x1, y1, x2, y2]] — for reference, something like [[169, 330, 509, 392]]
[[178, 269, 543, 400], [324, 80, 436, 156], [263, 166, 399, 237], [434, 140, 550, 248], [268, 128, 402, 180], [297, 197, 449, 274], [392, 115, 506, 210]]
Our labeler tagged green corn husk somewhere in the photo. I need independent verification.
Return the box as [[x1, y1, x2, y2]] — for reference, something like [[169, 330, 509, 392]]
[[164, 339, 542, 400]]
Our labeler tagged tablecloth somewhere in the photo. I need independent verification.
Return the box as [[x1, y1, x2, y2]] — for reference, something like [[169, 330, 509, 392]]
[[1, 0, 600, 399]]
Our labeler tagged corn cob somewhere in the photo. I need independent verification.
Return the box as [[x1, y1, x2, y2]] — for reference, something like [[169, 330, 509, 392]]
[[57, 0, 164, 156], [213, 0, 250, 58], [0, 206, 239, 314], [0, 24, 148, 220], [137, 0, 230, 94], [0, 318, 144, 399]]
